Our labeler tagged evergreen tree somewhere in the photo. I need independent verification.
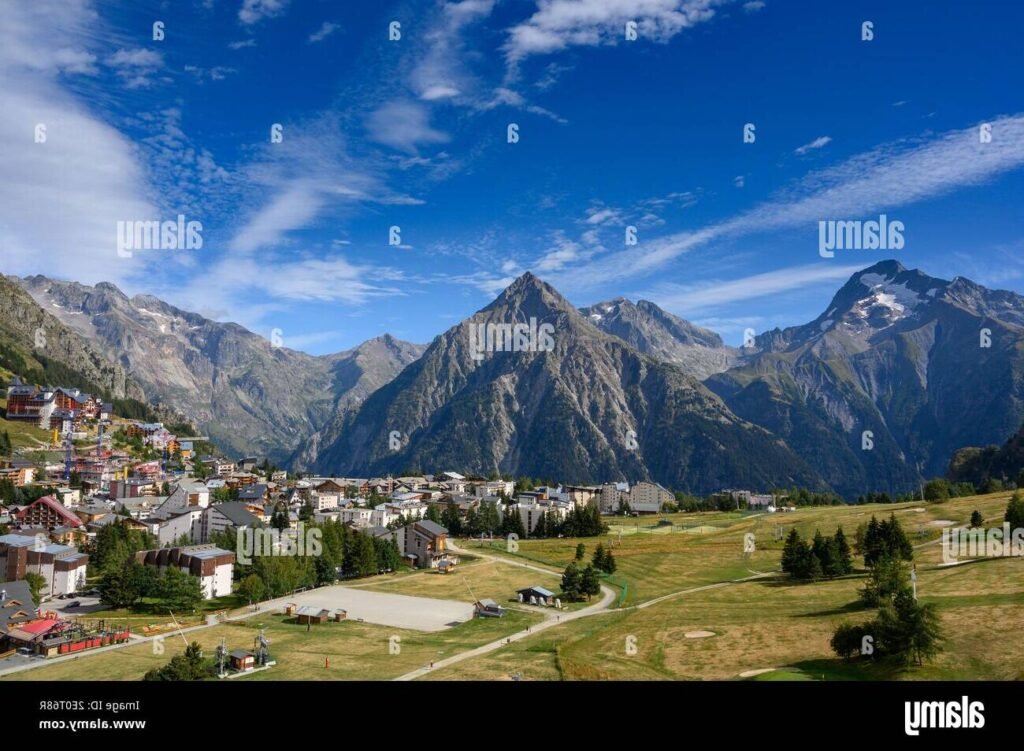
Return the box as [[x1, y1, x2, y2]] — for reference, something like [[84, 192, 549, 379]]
[[464, 506, 482, 537], [580, 565, 601, 600], [425, 504, 442, 524], [441, 503, 463, 536], [832, 526, 853, 575], [603, 548, 617, 574], [1004, 491, 1024, 531], [561, 561, 582, 602], [575, 543, 586, 561], [970, 510, 984, 528], [861, 554, 910, 608], [592, 542, 607, 571], [781, 528, 802, 574], [811, 530, 831, 577]]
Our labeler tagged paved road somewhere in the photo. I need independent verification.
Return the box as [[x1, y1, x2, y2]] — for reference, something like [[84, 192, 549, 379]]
[[393, 541, 616, 681]]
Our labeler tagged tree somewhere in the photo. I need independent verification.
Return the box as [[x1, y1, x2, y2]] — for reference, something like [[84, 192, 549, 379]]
[[831, 622, 871, 660], [580, 565, 601, 600], [24, 572, 46, 605], [602, 548, 617, 574], [592, 543, 606, 571], [157, 566, 204, 612], [375, 536, 401, 572], [832, 526, 854, 576], [781, 529, 802, 574], [425, 504, 442, 524], [616, 498, 632, 515], [811, 530, 832, 577], [441, 503, 463, 537], [970, 510, 984, 528], [561, 561, 582, 602], [1005, 491, 1024, 531], [299, 502, 315, 522], [270, 504, 290, 531], [144, 641, 210, 681], [99, 561, 154, 609], [861, 555, 910, 608], [575, 543, 586, 561], [237, 573, 266, 604]]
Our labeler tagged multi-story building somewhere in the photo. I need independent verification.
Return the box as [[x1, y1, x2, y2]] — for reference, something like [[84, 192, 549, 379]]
[[13, 496, 84, 532], [0, 534, 88, 597], [134, 545, 235, 599]]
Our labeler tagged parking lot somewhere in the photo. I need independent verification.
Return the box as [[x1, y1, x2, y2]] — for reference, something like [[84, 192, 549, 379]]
[[284, 586, 474, 632]]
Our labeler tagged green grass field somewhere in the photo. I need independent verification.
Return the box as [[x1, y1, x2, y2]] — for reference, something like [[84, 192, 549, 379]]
[[5, 491, 1020, 682]]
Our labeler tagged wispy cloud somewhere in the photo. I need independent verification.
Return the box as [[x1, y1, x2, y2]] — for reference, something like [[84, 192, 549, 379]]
[[239, 0, 289, 26], [308, 21, 340, 44], [504, 0, 729, 65], [794, 135, 831, 155], [556, 114, 1024, 290], [366, 100, 450, 154], [644, 263, 862, 314]]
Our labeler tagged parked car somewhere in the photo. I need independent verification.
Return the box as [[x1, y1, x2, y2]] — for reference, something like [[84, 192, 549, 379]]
[[67, 600, 82, 608]]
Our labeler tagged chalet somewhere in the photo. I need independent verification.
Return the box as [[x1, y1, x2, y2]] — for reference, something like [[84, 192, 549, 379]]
[[201, 502, 258, 542], [311, 479, 347, 510], [237, 483, 269, 503], [394, 520, 457, 570], [135, 545, 235, 599], [13, 496, 83, 531], [0, 580, 37, 651]]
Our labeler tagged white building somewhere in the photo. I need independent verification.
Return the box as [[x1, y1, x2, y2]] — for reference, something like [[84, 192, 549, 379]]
[[135, 545, 235, 599]]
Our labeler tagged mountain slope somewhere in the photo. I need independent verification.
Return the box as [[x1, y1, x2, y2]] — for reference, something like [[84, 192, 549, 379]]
[[0, 274, 144, 403], [311, 273, 824, 494], [706, 260, 1024, 496], [580, 297, 739, 379], [18, 276, 423, 463]]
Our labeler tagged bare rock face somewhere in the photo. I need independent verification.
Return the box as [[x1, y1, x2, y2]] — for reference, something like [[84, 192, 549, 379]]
[[0, 274, 144, 401], [312, 272, 823, 495], [580, 297, 739, 380], [706, 260, 1024, 496], [17, 276, 423, 463]]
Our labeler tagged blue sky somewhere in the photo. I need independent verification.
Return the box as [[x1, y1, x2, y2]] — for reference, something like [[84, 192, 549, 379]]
[[2, 0, 1023, 353]]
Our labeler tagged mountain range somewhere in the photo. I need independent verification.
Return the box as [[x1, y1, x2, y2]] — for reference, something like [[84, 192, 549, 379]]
[[4, 260, 1023, 497]]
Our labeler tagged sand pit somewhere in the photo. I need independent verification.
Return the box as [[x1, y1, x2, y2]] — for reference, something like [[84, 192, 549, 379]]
[[739, 668, 779, 678], [684, 630, 715, 639], [928, 519, 955, 527]]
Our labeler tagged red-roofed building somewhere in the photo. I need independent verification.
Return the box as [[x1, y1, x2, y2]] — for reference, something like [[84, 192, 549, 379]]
[[14, 496, 83, 530]]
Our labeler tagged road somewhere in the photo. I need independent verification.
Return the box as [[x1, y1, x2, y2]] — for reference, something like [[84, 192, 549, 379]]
[[393, 541, 615, 681]]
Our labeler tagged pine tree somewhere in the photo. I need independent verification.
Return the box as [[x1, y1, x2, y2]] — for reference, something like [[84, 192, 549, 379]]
[[425, 504, 442, 524], [561, 561, 582, 602], [970, 510, 983, 528], [863, 516, 883, 567], [592, 542, 607, 571], [603, 548, 617, 574], [575, 543, 586, 561], [781, 528, 802, 574], [580, 565, 601, 600], [832, 526, 853, 575], [811, 530, 831, 577], [1004, 491, 1024, 531]]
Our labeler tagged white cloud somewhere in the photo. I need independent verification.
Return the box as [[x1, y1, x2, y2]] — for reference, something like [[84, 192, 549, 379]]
[[794, 135, 831, 155], [0, 1, 160, 285], [556, 114, 1024, 290], [229, 39, 257, 50], [366, 100, 450, 154], [586, 207, 621, 225], [504, 0, 727, 64], [646, 263, 862, 313], [742, 1, 765, 12], [239, 0, 290, 25], [411, 0, 495, 102], [308, 21, 340, 44]]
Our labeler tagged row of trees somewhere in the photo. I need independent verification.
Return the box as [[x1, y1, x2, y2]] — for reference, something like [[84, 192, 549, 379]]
[[425, 500, 608, 540], [100, 562, 204, 611], [781, 527, 853, 580]]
